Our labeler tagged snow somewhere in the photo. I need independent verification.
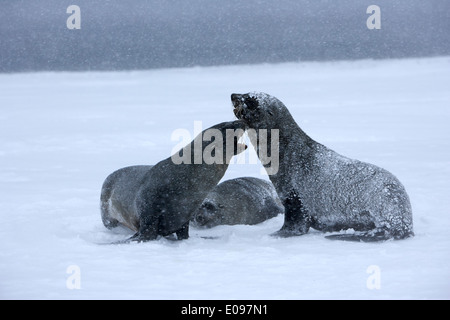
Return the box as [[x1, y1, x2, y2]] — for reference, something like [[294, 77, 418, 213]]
[[1, 57, 449, 299]]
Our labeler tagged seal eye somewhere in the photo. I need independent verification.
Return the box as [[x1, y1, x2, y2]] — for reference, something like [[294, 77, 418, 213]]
[[245, 98, 258, 111]]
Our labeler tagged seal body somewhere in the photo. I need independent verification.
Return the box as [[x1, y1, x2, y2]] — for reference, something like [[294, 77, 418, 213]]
[[232, 92, 414, 241], [193, 177, 284, 228], [100, 120, 246, 241], [101, 165, 153, 231]]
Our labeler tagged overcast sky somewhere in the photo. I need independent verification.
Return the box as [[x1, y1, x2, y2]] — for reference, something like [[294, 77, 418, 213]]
[[1, 0, 449, 72]]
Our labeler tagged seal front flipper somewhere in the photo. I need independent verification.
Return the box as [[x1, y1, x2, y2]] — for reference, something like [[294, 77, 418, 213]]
[[175, 222, 190, 240], [127, 217, 159, 242], [123, 232, 157, 243], [99, 232, 143, 245], [272, 190, 311, 238]]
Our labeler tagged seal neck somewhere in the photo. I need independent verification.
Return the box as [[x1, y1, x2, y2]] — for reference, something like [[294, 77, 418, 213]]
[[279, 120, 314, 146]]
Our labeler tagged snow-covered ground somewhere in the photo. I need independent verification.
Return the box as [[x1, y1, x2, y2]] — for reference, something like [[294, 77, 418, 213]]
[[0, 57, 449, 299]]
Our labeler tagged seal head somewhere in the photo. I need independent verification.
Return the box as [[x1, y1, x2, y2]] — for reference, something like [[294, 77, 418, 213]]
[[192, 177, 284, 228], [232, 92, 291, 130]]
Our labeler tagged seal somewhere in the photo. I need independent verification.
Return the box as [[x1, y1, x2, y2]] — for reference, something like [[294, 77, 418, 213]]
[[100, 120, 247, 242], [192, 177, 284, 228], [231, 92, 414, 242]]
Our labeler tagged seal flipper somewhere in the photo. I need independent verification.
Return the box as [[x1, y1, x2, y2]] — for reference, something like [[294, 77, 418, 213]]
[[126, 216, 159, 242], [122, 231, 156, 243], [326, 228, 414, 242], [325, 229, 394, 242], [175, 222, 190, 240], [272, 190, 310, 237]]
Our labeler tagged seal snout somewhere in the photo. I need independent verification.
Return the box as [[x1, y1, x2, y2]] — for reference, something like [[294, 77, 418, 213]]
[[194, 212, 206, 225], [231, 93, 241, 101], [231, 93, 244, 107], [194, 203, 216, 227], [231, 93, 245, 119]]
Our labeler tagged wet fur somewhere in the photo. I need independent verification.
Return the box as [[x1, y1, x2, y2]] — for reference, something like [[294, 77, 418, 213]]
[[232, 92, 414, 242], [193, 177, 284, 228], [100, 120, 246, 242]]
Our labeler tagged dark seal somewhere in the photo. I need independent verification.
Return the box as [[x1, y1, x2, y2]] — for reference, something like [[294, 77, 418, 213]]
[[100, 120, 247, 241], [232, 92, 414, 242], [193, 177, 284, 228]]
